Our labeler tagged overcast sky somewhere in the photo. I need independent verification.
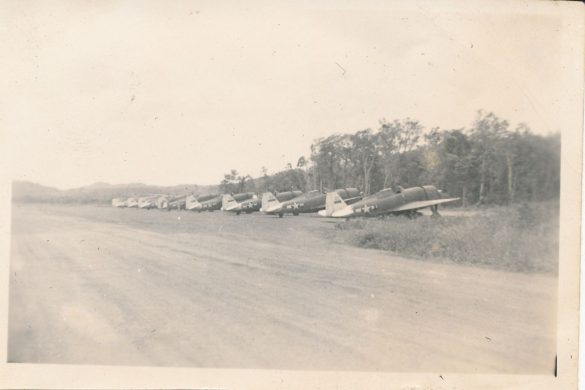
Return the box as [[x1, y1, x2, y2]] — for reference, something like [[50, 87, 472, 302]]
[[1, 0, 580, 189]]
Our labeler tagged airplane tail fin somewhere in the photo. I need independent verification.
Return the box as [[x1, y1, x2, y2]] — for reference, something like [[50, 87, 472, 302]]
[[322, 191, 348, 217], [185, 195, 199, 210], [261, 192, 281, 213], [221, 194, 237, 211]]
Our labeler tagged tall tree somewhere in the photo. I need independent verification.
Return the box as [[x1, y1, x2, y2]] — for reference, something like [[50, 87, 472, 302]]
[[350, 129, 379, 195], [469, 111, 509, 205], [378, 118, 423, 189], [437, 129, 475, 206]]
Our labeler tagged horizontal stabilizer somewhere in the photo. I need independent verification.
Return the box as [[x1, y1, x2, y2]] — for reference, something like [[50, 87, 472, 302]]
[[391, 197, 460, 212]]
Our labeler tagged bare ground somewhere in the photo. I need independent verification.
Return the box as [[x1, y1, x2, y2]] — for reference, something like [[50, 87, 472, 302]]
[[8, 204, 557, 372]]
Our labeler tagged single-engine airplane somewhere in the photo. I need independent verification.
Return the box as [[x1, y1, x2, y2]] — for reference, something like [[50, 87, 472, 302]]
[[192, 193, 224, 212], [319, 185, 459, 218], [221, 192, 255, 210], [157, 194, 187, 210], [260, 190, 303, 215], [221, 192, 260, 214], [138, 195, 163, 209], [111, 198, 127, 207], [263, 188, 361, 217], [126, 197, 139, 208], [156, 195, 169, 209], [185, 193, 219, 211]]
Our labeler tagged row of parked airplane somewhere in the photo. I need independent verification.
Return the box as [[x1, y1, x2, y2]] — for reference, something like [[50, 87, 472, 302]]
[[111, 185, 459, 219]]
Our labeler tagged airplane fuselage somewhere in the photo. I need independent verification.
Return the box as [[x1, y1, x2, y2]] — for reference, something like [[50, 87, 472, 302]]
[[157, 194, 188, 210], [138, 195, 161, 209], [261, 190, 303, 214], [126, 197, 139, 208], [230, 197, 262, 214], [279, 191, 326, 215], [278, 188, 360, 216], [196, 196, 222, 212], [333, 186, 448, 218], [222, 192, 260, 214], [112, 198, 127, 207]]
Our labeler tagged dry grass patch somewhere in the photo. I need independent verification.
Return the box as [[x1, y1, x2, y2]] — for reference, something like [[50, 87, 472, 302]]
[[334, 202, 559, 273]]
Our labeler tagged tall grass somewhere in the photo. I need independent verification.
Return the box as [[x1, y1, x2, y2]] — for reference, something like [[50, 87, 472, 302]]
[[334, 202, 559, 273]]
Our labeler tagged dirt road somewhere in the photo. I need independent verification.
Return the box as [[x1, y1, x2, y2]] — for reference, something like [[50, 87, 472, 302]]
[[8, 204, 557, 372]]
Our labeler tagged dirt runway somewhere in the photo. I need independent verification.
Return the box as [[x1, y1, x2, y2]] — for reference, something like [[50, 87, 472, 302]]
[[8, 204, 557, 372]]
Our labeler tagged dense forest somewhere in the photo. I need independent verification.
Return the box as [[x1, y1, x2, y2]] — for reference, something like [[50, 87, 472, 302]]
[[220, 111, 560, 206], [15, 110, 559, 207]]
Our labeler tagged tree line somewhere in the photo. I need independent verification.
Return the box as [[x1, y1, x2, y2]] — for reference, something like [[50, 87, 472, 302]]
[[220, 110, 560, 206]]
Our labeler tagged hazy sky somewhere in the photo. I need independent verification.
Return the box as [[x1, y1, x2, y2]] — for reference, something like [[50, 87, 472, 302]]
[[0, 0, 581, 189]]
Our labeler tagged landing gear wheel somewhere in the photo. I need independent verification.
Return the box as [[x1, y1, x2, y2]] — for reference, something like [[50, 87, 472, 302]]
[[236, 211, 241, 215], [293, 211, 299, 216], [278, 212, 284, 218]]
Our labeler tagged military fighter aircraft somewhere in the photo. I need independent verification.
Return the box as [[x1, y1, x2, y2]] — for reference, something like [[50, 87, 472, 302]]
[[169, 195, 187, 210], [157, 194, 187, 210], [220, 192, 255, 210], [221, 192, 257, 212], [126, 197, 139, 208], [138, 195, 163, 209], [262, 188, 361, 217], [111, 198, 127, 207], [185, 193, 221, 211], [156, 195, 170, 209], [222, 193, 262, 214], [319, 185, 459, 218], [192, 193, 224, 212], [260, 190, 303, 215]]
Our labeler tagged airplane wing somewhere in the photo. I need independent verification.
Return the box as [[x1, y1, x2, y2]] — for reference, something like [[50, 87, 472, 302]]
[[390, 197, 460, 212]]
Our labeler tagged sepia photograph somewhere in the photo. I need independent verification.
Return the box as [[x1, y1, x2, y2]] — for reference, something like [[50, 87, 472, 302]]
[[0, 0, 583, 389]]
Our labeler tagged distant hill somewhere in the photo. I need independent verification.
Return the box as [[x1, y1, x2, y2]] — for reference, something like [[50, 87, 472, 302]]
[[12, 181, 219, 204], [12, 181, 62, 200]]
